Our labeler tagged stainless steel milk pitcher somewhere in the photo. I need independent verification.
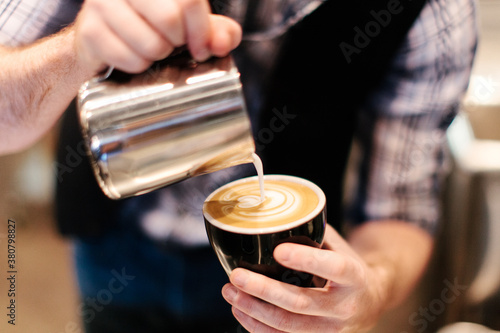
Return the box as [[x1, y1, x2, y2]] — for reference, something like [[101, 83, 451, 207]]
[[77, 52, 255, 199]]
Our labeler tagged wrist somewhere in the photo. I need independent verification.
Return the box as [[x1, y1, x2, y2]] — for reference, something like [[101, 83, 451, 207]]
[[348, 220, 434, 310], [363, 253, 397, 312]]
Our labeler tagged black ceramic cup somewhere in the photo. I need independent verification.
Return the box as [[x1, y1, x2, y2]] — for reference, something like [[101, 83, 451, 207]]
[[204, 175, 326, 287]]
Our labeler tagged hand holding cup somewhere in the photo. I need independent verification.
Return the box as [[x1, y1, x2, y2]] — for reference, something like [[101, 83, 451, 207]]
[[204, 174, 327, 287]]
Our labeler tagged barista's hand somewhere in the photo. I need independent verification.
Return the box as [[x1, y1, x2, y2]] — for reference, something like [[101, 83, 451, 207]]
[[74, 0, 242, 74], [221, 224, 392, 333]]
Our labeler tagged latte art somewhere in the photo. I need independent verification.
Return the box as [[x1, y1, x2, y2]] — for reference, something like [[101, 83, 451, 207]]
[[204, 175, 325, 234], [219, 182, 306, 221]]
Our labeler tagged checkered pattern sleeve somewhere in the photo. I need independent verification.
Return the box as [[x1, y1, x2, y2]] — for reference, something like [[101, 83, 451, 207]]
[[0, 0, 80, 46], [349, 0, 478, 234]]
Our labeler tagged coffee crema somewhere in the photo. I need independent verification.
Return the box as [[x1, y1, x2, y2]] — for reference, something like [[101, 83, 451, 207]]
[[203, 175, 325, 234]]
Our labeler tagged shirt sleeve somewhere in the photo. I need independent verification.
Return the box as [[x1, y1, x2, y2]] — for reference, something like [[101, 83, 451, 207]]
[[348, 0, 478, 234], [0, 0, 81, 47]]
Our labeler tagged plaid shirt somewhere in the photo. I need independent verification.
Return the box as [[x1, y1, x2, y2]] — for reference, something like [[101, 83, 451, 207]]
[[0, 0, 79, 46], [350, 0, 477, 234], [0, 0, 477, 243]]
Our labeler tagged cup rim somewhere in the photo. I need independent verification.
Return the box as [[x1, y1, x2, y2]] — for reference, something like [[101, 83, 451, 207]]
[[203, 174, 326, 234]]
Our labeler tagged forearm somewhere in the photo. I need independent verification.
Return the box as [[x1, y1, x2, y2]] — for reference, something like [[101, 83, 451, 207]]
[[0, 26, 94, 154], [347, 220, 434, 310]]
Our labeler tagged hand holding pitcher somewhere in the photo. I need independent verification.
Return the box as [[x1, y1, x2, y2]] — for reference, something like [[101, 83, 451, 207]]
[[73, 0, 242, 74]]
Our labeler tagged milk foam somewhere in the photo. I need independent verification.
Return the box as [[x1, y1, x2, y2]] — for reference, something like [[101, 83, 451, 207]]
[[252, 153, 266, 202], [203, 175, 325, 234]]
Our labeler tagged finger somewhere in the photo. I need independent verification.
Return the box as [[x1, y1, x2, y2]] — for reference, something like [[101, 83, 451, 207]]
[[232, 308, 285, 333], [91, 28, 152, 73], [227, 268, 330, 317], [177, 0, 212, 61], [95, 0, 174, 62], [127, 0, 185, 47], [274, 243, 364, 286], [223, 284, 333, 333], [208, 14, 242, 57], [75, 8, 151, 73]]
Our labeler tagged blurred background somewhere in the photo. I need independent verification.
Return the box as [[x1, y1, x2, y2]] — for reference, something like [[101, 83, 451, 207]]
[[1, 0, 499, 332]]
